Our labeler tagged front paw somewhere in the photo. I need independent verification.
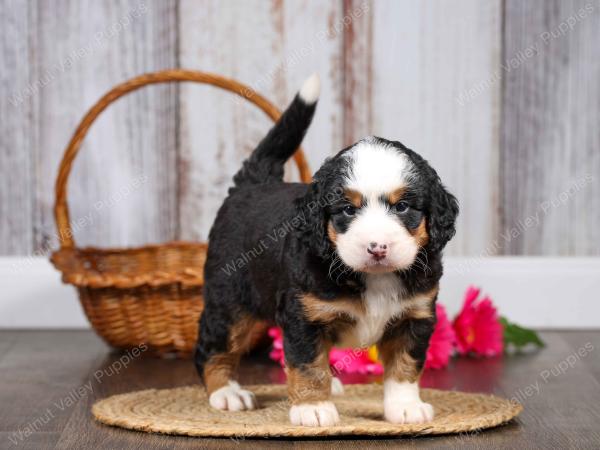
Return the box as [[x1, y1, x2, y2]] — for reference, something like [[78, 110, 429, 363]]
[[209, 381, 258, 411], [289, 401, 340, 427], [384, 400, 434, 424]]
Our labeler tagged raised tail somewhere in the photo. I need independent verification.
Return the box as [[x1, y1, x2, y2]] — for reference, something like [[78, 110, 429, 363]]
[[232, 74, 320, 188]]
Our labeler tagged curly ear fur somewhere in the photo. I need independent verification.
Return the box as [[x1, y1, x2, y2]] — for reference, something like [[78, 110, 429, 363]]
[[293, 158, 344, 260], [296, 183, 330, 259], [385, 140, 458, 255], [426, 177, 459, 254]]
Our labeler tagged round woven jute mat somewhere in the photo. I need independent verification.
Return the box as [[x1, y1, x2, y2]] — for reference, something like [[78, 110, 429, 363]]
[[92, 384, 522, 438]]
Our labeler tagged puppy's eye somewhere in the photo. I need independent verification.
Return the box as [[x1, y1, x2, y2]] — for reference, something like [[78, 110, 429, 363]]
[[394, 201, 409, 213], [343, 205, 356, 216]]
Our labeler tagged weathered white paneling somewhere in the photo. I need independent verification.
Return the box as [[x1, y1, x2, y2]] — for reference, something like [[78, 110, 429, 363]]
[[2, 0, 598, 260], [0, 1, 34, 255], [501, 0, 600, 255], [343, 0, 502, 256], [342, 0, 373, 145], [178, 0, 344, 241], [29, 0, 179, 253], [281, 0, 345, 168]]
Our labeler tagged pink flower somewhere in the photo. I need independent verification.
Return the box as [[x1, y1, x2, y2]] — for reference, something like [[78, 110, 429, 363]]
[[453, 286, 504, 357], [267, 326, 384, 374], [329, 348, 383, 375], [425, 303, 456, 369], [267, 326, 285, 366]]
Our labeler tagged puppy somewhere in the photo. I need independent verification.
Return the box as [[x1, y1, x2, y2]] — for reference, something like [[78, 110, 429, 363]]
[[194, 74, 458, 427]]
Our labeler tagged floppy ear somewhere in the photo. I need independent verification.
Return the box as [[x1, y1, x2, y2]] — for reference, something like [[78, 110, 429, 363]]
[[426, 179, 459, 254], [295, 181, 330, 259], [293, 158, 340, 260]]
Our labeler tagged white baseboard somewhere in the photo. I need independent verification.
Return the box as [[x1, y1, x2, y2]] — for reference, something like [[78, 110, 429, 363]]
[[1, 256, 599, 329], [439, 257, 600, 329], [0, 257, 88, 328]]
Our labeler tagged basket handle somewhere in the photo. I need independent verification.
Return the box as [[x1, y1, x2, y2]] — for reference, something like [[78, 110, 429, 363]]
[[54, 69, 312, 249]]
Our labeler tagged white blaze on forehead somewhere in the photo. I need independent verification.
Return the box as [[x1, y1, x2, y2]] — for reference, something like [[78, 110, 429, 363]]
[[344, 139, 413, 197]]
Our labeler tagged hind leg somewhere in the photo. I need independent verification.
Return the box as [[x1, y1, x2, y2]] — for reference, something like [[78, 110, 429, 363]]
[[195, 292, 263, 411]]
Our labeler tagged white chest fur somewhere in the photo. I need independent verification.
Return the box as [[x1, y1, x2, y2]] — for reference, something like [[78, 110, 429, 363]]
[[338, 274, 407, 348]]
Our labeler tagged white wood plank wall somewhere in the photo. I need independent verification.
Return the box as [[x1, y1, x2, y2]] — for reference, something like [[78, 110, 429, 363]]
[[1, 0, 598, 256]]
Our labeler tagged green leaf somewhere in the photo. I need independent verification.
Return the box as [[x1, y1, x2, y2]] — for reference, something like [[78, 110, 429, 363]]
[[500, 316, 545, 351]]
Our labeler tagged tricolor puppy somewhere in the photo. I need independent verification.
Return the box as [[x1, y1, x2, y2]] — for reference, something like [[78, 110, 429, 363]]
[[195, 74, 458, 427]]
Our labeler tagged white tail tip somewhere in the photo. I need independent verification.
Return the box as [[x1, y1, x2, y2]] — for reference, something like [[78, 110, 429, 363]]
[[299, 73, 320, 104]]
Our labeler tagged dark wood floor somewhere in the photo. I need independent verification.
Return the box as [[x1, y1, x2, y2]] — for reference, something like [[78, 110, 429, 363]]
[[1, 330, 599, 449]]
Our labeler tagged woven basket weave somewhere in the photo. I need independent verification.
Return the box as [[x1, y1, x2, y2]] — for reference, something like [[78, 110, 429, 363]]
[[50, 70, 312, 357]]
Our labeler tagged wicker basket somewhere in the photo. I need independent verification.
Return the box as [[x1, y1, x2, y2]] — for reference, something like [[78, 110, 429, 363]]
[[50, 69, 312, 357]]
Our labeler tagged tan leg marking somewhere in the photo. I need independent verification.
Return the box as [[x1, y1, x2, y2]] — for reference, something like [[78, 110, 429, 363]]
[[378, 337, 420, 383], [286, 346, 332, 405], [378, 285, 438, 382], [204, 316, 266, 395]]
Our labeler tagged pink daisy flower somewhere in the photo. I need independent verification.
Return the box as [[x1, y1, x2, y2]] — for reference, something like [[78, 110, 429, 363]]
[[425, 303, 456, 369], [267, 326, 285, 366], [453, 286, 504, 357], [329, 347, 383, 375]]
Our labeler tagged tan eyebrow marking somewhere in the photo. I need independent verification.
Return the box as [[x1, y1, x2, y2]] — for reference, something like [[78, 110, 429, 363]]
[[344, 188, 363, 208], [387, 187, 407, 205]]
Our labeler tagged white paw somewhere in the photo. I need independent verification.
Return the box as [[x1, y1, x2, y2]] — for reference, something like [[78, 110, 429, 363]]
[[331, 377, 344, 395], [209, 381, 257, 411], [383, 380, 434, 424], [384, 400, 434, 424], [289, 401, 340, 427]]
